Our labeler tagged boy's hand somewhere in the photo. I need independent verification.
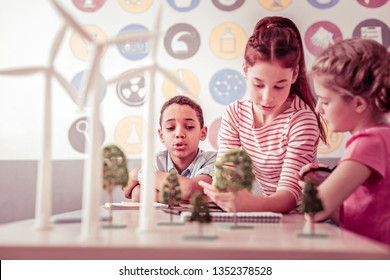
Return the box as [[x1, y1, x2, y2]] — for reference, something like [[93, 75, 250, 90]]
[[123, 167, 141, 199]]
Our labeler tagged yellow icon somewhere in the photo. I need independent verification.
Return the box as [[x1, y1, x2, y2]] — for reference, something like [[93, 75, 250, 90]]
[[162, 69, 200, 100], [115, 116, 144, 154], [70, 24, 107, 61], [317, 121, 344, 154], [118, 0, 153, 13], [210, 22, 247, 60], [258, 0, 292, 11]]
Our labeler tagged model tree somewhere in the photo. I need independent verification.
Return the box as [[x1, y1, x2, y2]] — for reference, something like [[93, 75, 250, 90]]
[[299, 179, 324, 236], [183, 191, 217, 240], [159, 168, 182, 224], [102, 144, 129, 228], [214, 148, 255, 228], [189, 192, 212, 236]]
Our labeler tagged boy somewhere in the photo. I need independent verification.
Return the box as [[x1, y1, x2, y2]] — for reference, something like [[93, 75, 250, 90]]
[[123, 95, 216, 202]]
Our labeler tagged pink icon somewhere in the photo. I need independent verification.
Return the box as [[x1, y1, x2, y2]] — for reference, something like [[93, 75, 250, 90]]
[[357, 0, 388, 8], [305, 21, 343, 57], [72, 0, 106, 12]]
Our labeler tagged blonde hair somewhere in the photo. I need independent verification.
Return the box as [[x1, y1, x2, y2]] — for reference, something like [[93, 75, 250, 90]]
[[311, 38, 390, 114]]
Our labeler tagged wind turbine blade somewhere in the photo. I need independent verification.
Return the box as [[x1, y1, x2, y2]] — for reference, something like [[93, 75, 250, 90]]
[[51, 0, 92, 43], [150, 5, 163, 61], [0, 67, 46, 76], [52, 70, 78, 104], [50, 24, 67, 65], [80, 46, 103, 107], [106, 66, 151, 85], [156, 65, 197, 99]]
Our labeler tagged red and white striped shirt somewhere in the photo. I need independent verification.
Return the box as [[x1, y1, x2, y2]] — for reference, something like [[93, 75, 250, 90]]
[[217, 95, 319, 205]]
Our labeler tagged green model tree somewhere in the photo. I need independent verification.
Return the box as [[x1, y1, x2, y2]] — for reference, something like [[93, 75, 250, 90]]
[[299, 179, 324, 236], [159, 168, 182, 224], [189, 191, 212, 237], [102, 144, 129, 228], [214, 148, 255, 228]]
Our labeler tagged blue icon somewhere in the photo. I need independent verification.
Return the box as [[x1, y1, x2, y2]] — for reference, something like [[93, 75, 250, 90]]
[[166, 0, 201, 12], [209, 69, 246, 105], [307, 0, 339, 9], [71, 70, 107, 106], [117, 24, 150, 60]]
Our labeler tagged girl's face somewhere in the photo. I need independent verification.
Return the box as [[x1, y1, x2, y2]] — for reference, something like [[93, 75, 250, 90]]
[[158, 104, 207, 162], [244, 61, 298, 120], [313, 78, 360, 134]]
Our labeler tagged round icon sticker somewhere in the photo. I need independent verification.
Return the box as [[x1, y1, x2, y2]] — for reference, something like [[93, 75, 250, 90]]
[[352, 19, 390, 49], [211, 0, 245, 11], [117, 24, 150, 60], [68, 117, 106, 153], [167, 0, 201, 12], [72, 0, 106, 12], [115, 116, 144, 154], [116, 70, 148, 107], [307, 0, 339, 9], [162, 69, 200, 100], [70, 24, 107, 61], [164, 23, 201, 59], [356, 0, 388, 8], [210, 22, 247, 60], [305, 21, 343, 57], [317, 120, 344, 154], [258, 0, 292, 11], [71, 70, 107, 106], [209, 117, 222, 150], [118, 0, 153, 13], [209, 68, 246, 105]]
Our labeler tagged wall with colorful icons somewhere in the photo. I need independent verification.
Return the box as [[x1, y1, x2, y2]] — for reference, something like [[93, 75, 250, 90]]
[[0, 0, 389, 222]]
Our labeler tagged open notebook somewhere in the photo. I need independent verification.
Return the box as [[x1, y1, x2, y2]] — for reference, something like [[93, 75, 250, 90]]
[[180, 211, 282, 223], [103, 201, 168, 210]]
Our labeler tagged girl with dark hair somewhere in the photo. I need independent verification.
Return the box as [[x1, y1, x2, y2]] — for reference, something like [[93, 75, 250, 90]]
[[201, 16, 326, 213]]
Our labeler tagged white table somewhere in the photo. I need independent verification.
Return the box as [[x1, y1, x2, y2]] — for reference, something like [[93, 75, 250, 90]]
[[0, 208, 389, 260]]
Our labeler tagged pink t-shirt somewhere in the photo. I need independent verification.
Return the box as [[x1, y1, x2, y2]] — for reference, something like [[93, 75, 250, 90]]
[[339, 124, 390, 245]]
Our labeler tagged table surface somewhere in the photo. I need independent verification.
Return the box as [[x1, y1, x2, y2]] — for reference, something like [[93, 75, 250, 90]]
[[0, 207, 389, 260]]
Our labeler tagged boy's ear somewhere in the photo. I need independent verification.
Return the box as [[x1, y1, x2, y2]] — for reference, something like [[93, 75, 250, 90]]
[[158, 128, 164, 143], [200, 126, 207, 141], [353, 96, 368, 113]]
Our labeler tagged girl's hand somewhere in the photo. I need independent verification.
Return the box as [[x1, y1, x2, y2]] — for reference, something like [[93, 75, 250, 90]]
[[198, 180, 253, 212], [298, 163, 330, 179]]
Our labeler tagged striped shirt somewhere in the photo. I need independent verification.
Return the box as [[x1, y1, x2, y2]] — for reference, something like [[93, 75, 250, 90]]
[[217, 95, 319, 205]]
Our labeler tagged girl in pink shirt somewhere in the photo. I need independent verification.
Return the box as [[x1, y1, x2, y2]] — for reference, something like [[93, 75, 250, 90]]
[[200, 16, 327, 213], [300, 38, 390, 246]]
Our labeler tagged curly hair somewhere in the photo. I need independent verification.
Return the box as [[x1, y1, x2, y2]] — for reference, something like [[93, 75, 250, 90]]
[[311, 38, 390, 114], [159, 95, 204, 127]]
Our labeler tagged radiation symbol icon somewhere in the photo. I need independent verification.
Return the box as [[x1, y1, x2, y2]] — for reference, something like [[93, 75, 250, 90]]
[[116, 70, 147, 107]]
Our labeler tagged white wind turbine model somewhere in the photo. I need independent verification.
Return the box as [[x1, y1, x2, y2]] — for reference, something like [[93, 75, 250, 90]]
[[51, 1, 196, 241], [0, 23, 79, 230], [104, 7, 197, 233]]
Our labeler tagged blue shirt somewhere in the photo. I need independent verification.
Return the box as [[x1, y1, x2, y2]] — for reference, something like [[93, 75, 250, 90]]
[[155, 149, 216, 178]]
